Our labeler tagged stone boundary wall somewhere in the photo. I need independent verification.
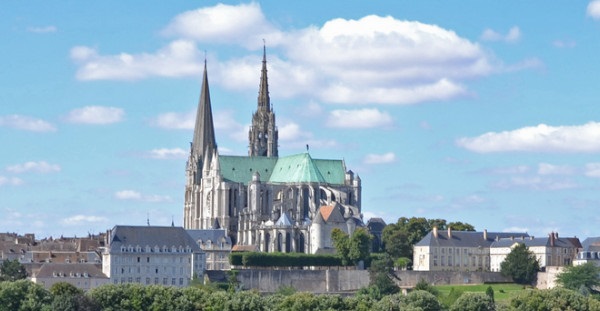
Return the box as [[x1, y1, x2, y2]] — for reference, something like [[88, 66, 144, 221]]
[[236, 269, 513, 293]]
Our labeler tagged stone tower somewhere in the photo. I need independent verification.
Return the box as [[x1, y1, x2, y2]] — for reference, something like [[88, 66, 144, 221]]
[[248, 45, 278, 157]]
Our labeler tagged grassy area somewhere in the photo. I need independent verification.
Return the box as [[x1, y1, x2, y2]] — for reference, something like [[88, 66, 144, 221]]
[[434, 283, 526, 302]]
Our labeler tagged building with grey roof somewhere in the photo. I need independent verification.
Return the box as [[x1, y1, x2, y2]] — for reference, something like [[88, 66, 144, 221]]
[[413, 227, 529, 272], [101, 225, 205, 287], [574, 237, 600, 266], [187, 229, 232, 270], [30, 263, 108, 290], [490, 232, 581, 271], [183, 46, 362, 255]]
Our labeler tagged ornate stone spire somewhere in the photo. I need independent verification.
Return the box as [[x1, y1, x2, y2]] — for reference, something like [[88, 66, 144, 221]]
[[192, 60, 217, 169], [248, 44, 278, 157]]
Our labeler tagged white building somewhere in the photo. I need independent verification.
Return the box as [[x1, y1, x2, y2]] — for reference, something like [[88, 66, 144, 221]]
[[413, 228, 528, 272], [187, 229, 232, 270], [30, 263, 109, 290], [101, 225, 205, 287], [573, 237, 600, 266], [489, 232, 580, 272]]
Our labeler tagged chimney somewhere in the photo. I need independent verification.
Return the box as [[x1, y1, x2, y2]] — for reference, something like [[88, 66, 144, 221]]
[[447, 227, 452, 239], [483, 229, 488, 240], [550, 232, 555, 247], [433, 226, 438, 238]]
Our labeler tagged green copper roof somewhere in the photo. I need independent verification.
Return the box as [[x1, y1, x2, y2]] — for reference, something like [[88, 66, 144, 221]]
[[218, 153, 346, 185]]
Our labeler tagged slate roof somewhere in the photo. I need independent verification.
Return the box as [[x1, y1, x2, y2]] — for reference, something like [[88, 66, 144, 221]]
[[186, 229, 231, 245], [491, 236, 578, 248], [34, 263, 107, 279], [218, 153, 346, 185], [275, 212, 293, 227], [108, 226, 201, 252], [414, 230, 529, 248], [580, 237, 600, 251]]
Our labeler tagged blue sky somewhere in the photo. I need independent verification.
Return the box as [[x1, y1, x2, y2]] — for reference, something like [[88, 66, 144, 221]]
[[2, 1, 600, 240]]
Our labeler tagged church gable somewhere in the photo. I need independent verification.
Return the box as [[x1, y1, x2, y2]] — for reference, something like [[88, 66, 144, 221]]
[[318, 205, 346, 224]]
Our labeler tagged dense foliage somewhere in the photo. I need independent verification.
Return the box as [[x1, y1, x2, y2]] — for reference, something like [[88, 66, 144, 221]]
[[556, 262, 600, 292], [1, 279, 600, 310], [500, 243, 540, 285], [0, 259, 27, 281], [331, 228, 372, 266]]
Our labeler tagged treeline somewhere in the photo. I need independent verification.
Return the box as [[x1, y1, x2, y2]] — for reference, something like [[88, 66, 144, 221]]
[[3, 279, 600, 311]]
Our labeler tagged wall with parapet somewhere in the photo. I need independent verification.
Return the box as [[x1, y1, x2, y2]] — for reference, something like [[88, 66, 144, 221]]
[[235, 269, 513, 293]]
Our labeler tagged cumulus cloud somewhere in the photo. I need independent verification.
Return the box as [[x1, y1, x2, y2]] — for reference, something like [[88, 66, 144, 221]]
[[70, 40, 203, 80], [6, 161, 61, 174], [62, 214, 108, 225], [0, 114, 56, 132], [71, 4, 507, 105], [457, 122, 600, 153], [481, 26, 521, 43], [364, 152, 396, 164], [588, 0, 600, 19], [27, 26, 57, 33], [152, 111, 195, 129], [114, 190, 171, 203], [0, 176, 23, 186], [162, 2, 282, 49], [146, 148, 187, 159], [326, 108, 393, 129], [65, 106, 124, 124]]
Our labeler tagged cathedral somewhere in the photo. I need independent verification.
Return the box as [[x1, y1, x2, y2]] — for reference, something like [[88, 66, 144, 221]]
[[183, 47, 363, 254]]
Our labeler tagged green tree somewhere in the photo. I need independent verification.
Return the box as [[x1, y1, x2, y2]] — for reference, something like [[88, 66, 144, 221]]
[[0, 279, 52, 310], [331, 228, 372, 265], [448, 221, 476, 231], [486, 285, 495, 303], [450, 292, 495, 311], [414, 279, 439, 296], [0, 259, 27, 281], [556, 262, 600, 292], [366, 255, 399, 297], [394, 257, 411, 270], [509, 287, 591, 311], [500, 243, 540, 285]]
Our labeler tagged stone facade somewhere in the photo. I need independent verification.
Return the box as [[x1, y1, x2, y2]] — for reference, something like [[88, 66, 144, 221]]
[[183, 47, 363, 255], [101, 225, 205, 287]]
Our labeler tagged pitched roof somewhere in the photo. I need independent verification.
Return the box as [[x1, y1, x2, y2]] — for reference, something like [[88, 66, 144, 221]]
[[414, 230, 529, 248], [317, 205, 346, 224], [491, 236, 581, 248], [186, 229, 231, 245], [34, 263, 107, 279], [108, 226, 201, 252], [218, 153, 346, 185]]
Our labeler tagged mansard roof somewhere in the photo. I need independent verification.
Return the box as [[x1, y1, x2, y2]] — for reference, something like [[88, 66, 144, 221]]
[[414, 230, 529, 248], [186, 229, 231, 245], [218, 152, 346, 185], [108, 226, 201, 252], [491, 236, 581, 248]]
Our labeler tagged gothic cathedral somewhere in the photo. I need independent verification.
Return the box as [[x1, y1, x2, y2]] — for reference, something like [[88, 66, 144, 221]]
[[183, 47, 363, 254]]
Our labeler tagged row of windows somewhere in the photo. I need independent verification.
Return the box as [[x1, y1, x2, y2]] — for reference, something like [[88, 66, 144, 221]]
[[433, 255, 489, 267], [115, 265, 188, 275], [113, 277, 186, 286], [120, 245, 193, 253], [113, 256, 189, 264]]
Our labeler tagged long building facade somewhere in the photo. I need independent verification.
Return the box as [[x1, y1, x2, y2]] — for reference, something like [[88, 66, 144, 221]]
[[183, 47, 363, 254]]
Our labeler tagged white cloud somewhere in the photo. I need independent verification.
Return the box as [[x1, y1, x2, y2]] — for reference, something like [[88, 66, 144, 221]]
[[71, 7, 505, 105], [493, 176, 577, 191], [0, 176, 23, 186], [481, 26, 521, 43], [553, 39, 576, 48], [152, 111, 195, 129], [588, 0, 600, 19], [6, 161, 61, 174], [584, 163, 600, 177], [326, 108, 393, 129], [114, 190, 172, 203], [486, 165, 530, 175], [70, 40, 203, 81], [27, 26, 57, 33], [62, 215, 108, 225], [162, 2, 283, 49], [537, 163, 574, 175], [65, 106, 124, 124], [0, 114, 56, 132], [278, 122, 311, 141], [146, 148, 187, 159], [364, 152, 396, 164], [457, 122, 600, 153]]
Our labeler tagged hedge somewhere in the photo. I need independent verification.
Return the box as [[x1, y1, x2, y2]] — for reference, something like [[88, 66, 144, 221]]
[[229, 252, 344, 267]]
